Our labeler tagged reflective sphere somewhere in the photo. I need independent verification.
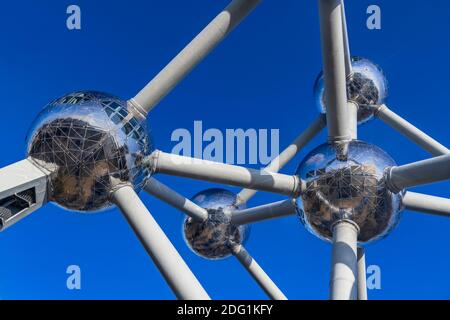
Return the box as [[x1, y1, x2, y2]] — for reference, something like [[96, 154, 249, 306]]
[[296, 141, 403, 244], [183, 189, 250, 260], [26, 91, 153, 212], [314, 57, 388, 123]]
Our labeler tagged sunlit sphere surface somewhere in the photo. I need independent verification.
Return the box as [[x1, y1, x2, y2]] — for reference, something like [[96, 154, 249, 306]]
[[314, 57, 388, 123], [183, 189, 250, 260], [296, 141, 403, 244], [26, 91, 153, 212]]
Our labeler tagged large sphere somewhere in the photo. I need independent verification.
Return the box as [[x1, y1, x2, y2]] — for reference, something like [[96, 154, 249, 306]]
[[314, 57, 388, 123], [296, 141, 403, 244], [183, 189, 250, 260], [26, 91, 153, 212]]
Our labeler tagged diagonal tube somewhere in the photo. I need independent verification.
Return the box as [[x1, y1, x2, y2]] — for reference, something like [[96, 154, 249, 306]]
[[231, 199, 297, 225], [386, 154, 450, 193], [0, 159, 50, 231], [374, 104, 449, 157], [143, 177, 208, 221], [236, 114, 326, 205], [233, 245, 288, 300], [144, 151, 302, 198], [128, 0, 261, 118], [111, 185, 210, 300], [403, 192, 450, 218]]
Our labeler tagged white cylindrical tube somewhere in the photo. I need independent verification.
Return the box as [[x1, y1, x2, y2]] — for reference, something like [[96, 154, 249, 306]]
[[112, 185, 210, 300], [330, 221, 358, 300]]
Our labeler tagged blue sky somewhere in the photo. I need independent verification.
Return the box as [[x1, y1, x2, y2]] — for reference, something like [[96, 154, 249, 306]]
[[0, 0, 449, 300]]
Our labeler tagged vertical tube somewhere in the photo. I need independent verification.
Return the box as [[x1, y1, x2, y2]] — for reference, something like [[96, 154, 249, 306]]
[[341, 0, 352, 77], [111, 185, 210, 300], [318, 0, 350, 142], [330, 221, 358, 300], [348, 101, 358, 140], [357, 247, 368, 300]]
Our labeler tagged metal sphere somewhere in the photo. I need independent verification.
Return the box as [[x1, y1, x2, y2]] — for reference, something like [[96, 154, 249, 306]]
[[296, 140, 403, 244], [26, 91, 153, 212], [183, 189, 250, 260], [314, 57, 388, 123]]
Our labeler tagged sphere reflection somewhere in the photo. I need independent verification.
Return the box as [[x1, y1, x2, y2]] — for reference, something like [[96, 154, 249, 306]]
[[183, 189, 250, 260], [296, 141, 403, 244], [314, 57, 388, 123], [26, 91, 153, 212]]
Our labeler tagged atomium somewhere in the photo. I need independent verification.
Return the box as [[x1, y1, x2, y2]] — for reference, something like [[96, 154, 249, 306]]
[[314, 57, 388, 123], [0, 0, 448, 301], [26, 91, 153, 212], [183, 188, 250, 260], [296, 140, 404, 244]]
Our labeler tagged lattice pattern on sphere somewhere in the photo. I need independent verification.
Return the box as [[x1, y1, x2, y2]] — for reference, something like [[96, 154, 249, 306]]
[[347, 73, 379, 106], [184, 208, 243, 259], [347, 73, 379, 122], [183, 189, 249, 260], [27, 91, 152, 212], [316, 57, 387, 123], [302, 164, 394, 242], [1, 0, 448, 301]]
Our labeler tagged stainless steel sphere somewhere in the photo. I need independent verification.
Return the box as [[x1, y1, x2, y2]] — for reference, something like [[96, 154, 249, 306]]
[[183, 189, 250, 260], [26, 91, 153, 212], [296, 140, 403, 244], [314, 57, 388, 123]]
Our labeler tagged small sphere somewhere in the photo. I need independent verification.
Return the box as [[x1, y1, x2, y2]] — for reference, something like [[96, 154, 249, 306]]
[[183, 189, 250, 260], [296, 141, 403, 244], [26, 91, 153, 212], [314, 57, 388, 123]]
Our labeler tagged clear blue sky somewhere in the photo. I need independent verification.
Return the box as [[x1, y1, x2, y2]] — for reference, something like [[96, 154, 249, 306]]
[[0, 0, 449, 300]]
